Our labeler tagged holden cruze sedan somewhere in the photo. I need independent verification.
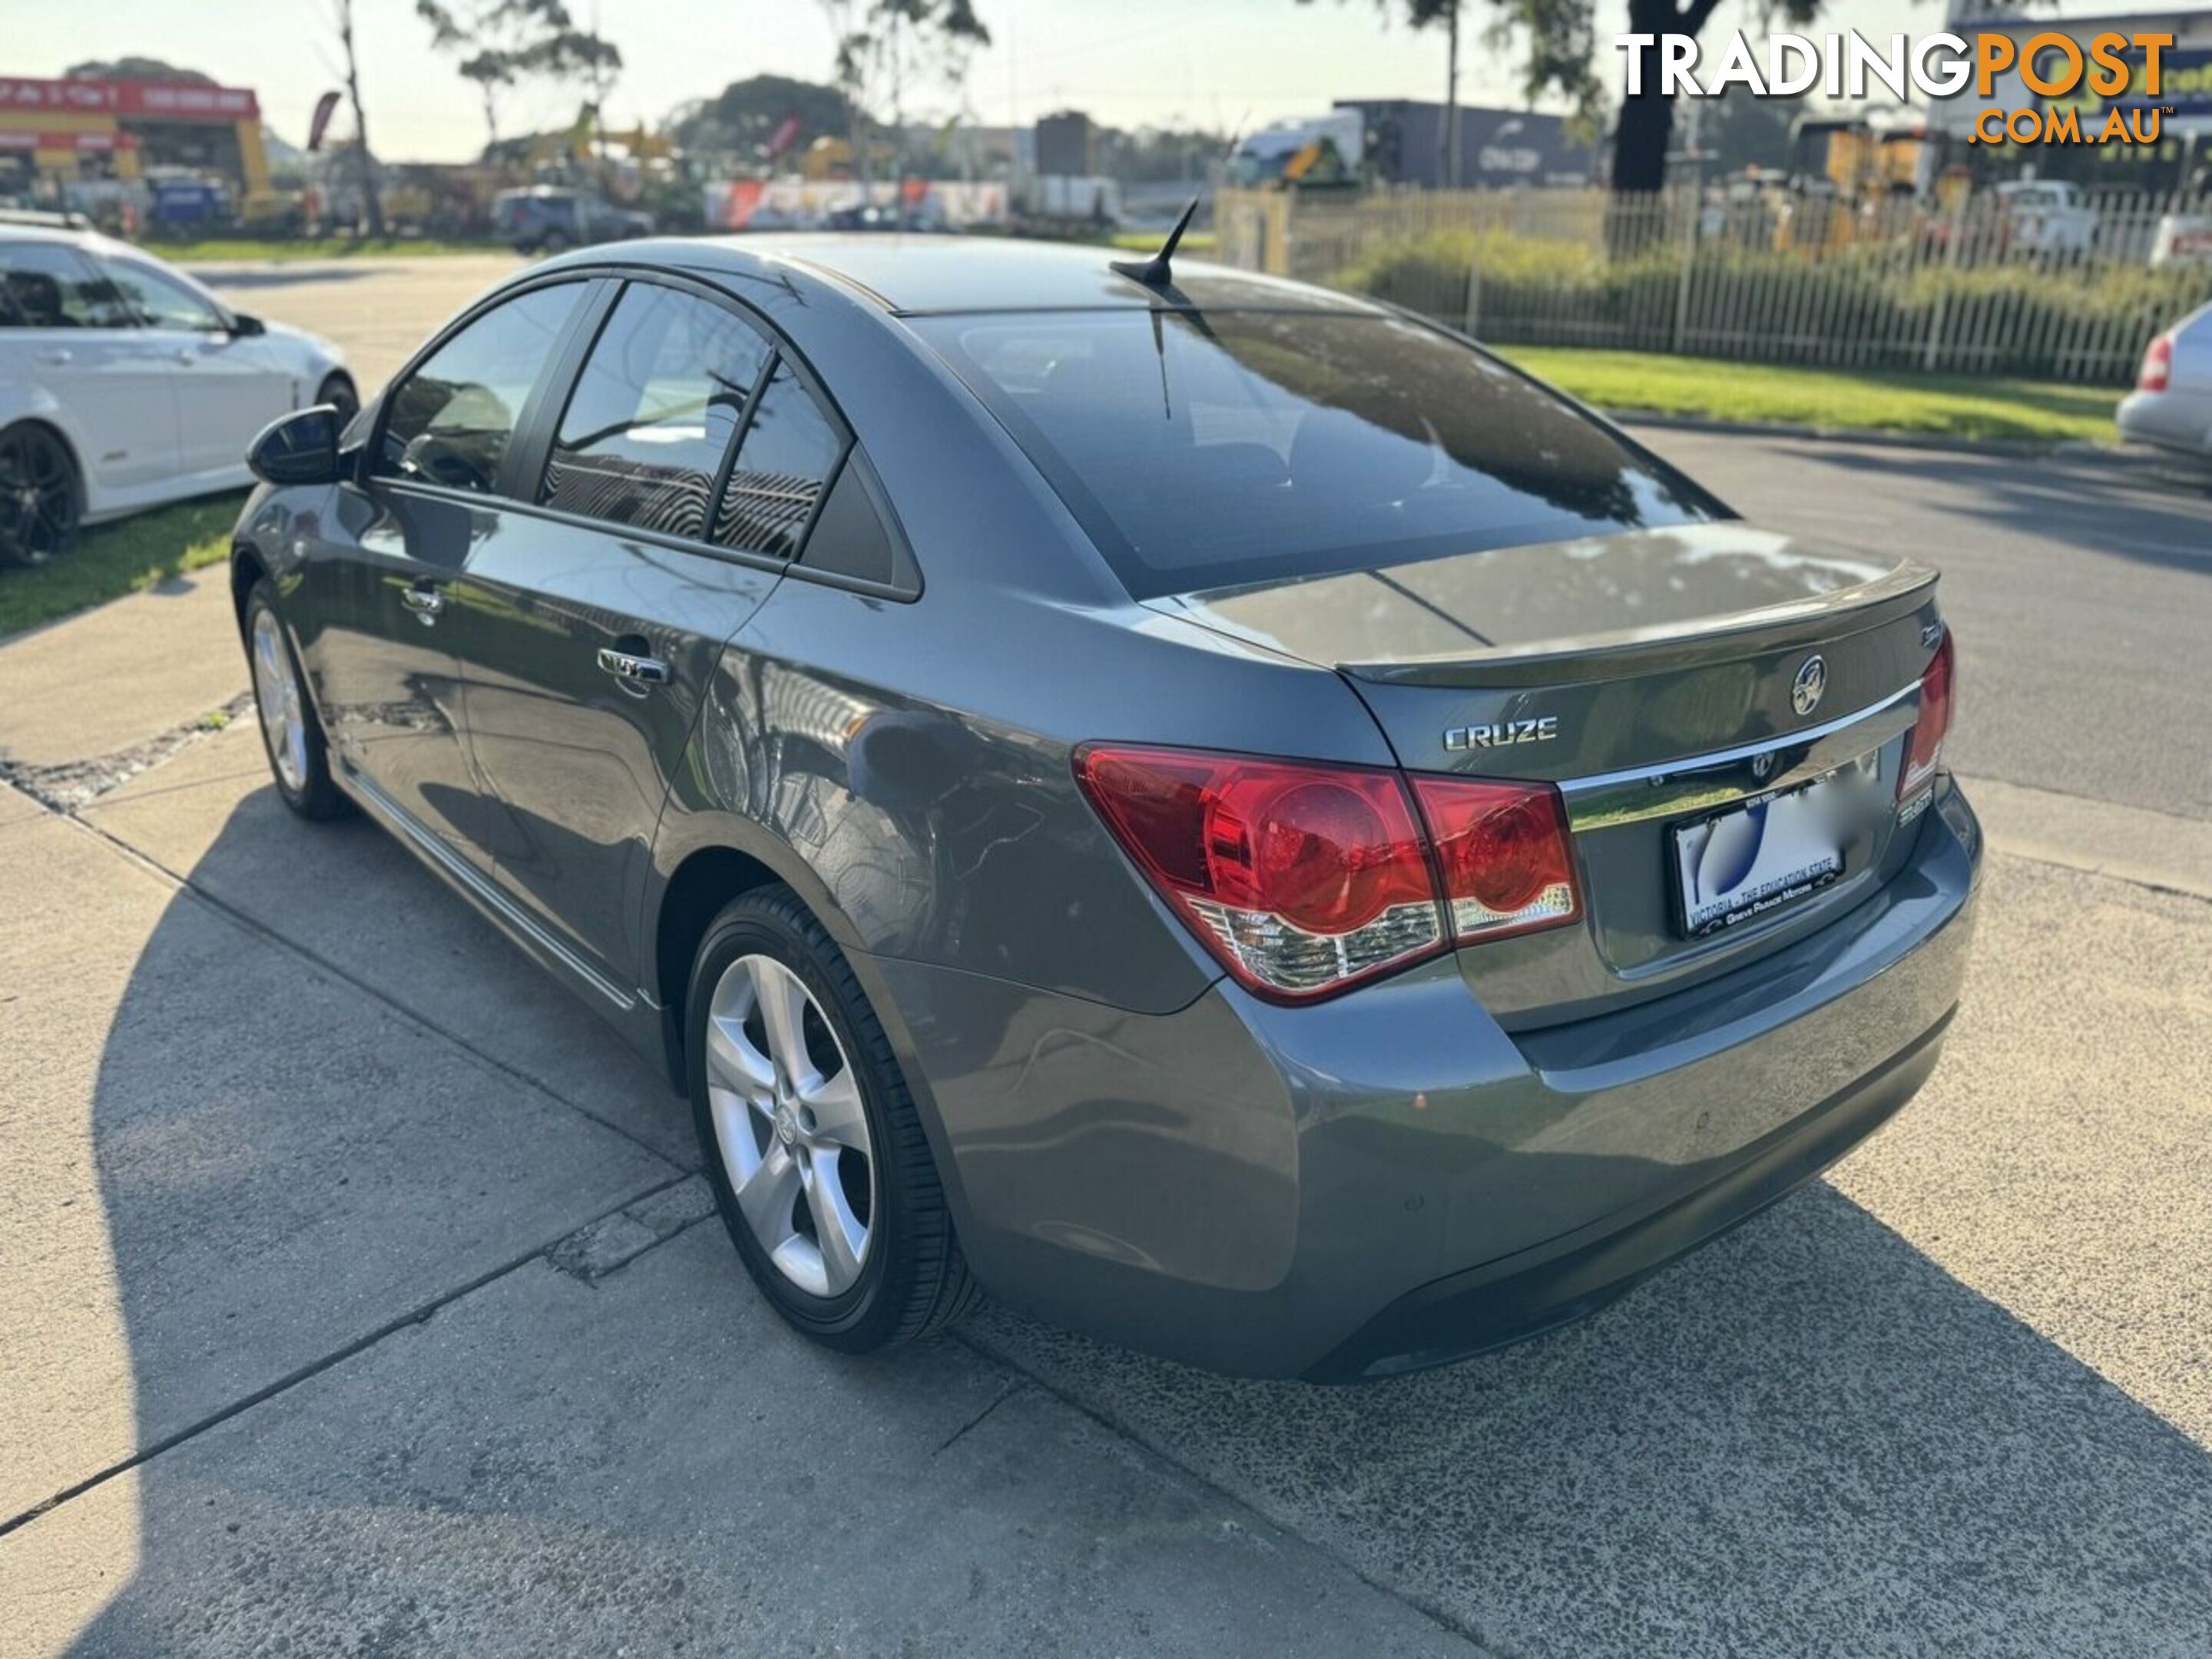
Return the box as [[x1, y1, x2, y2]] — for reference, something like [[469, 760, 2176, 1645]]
[[230, 233, 1979, 1381], [0, 225, 354, 567]]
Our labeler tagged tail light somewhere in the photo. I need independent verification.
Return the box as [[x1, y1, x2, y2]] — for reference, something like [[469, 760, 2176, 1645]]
[[1075, 744, 1579, 1002], [1412, 777, 1581, 942], [1899, 629, 1955, 799], [2139, 333, 2173, 392]]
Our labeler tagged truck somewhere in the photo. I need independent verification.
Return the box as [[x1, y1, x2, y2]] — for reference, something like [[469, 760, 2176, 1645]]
[[1228, 111, 1366, 190]]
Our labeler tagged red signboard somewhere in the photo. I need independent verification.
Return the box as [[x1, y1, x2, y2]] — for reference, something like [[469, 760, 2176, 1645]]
[[0, 128, 141, 152], [0, 77, 259, 121]]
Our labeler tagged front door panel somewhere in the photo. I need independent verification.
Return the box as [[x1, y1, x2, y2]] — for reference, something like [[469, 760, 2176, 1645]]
[[306, 483, 493, 863], [443, 516, 780, 988]]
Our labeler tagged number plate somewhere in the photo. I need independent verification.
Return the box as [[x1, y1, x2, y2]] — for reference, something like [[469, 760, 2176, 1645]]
[[1672, 761, 1873, 938]]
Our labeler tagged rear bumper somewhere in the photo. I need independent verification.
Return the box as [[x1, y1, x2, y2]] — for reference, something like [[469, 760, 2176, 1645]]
[[2117, 390, 2212, 456], [1305, 1004, 1950, 1380], [869, 780, 1982, 1379]]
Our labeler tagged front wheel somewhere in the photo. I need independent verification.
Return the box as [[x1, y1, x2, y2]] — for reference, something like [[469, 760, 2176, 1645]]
[[689, 886, 979, 1353], [245, 580, 347, 820]]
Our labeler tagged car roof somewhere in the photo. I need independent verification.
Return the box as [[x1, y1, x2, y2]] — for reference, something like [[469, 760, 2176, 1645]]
[[0, 222, 151, 261], [657, 233, 1389, 317]]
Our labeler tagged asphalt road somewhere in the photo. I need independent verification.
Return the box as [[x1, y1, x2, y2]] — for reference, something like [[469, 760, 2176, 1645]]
[[0, 256, 2205, 1655]]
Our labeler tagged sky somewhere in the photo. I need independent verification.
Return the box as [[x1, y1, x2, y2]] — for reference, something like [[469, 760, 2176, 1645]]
[[7, 0, 2207, 163]]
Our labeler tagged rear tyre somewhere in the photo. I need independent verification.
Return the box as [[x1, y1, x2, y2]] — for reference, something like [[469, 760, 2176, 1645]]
[[0, 421, 80, 569], [244, 578, 346, 820], [539, 228, 571, 256], [688, 886, 979, 1353]]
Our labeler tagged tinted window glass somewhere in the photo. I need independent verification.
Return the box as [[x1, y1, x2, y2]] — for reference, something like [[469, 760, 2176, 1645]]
[[541, 283, 771, 537], [0, 243, 134, 329], [381, 282, 581, 494], [104, 259, 224, 330], [913, 310, 1727, 598], [714, 364, 844, 558]]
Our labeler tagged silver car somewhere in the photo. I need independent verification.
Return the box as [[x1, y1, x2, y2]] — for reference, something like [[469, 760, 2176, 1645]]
[[2118, 304, 2212, 459], [230, 233, 1979, 1380]]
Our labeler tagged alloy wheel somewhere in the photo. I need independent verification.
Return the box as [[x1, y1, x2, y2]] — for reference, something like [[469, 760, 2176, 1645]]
[[704, 953, 876, 1297], [0, 426, 77, 568], [250, 607, 310, 794]]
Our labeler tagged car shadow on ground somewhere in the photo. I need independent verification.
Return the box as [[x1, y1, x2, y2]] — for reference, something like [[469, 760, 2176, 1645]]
[[176, 267, 381, 290], [48, 781, 2212, 1656]]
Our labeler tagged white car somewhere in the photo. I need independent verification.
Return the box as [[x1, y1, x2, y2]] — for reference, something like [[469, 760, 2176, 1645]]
[[0, 226, 352, 567], [2117, 302, 2212, 459], [1993, 180, 2098, 257]]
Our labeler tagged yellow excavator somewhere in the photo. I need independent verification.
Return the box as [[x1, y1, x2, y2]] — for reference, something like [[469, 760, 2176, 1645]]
[[1777, 115, 1930, 250]]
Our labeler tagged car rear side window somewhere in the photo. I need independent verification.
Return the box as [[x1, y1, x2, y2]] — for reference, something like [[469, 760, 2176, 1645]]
[[380, 281, 583, 495], [0, 243, 134, 329], [541, 283, 773, 538], [714, 363, 846, 558], [912, 310, 1727, 598]]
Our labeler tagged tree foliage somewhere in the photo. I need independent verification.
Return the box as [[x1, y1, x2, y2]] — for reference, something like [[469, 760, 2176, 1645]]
[[669, 75, 855, 162], [416, 0, 624, 151], [64, 58, 216, 84]]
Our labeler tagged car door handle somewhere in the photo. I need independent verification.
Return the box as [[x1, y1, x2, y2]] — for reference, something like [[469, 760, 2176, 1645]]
[[400, 583, 445, 623], [598, 647, 669, 686], [175, 348, 198, 365], [39, 349, 72, 366]]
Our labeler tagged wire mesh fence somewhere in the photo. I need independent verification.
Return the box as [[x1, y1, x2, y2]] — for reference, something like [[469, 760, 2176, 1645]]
[[1214, 184, 2212, 384]]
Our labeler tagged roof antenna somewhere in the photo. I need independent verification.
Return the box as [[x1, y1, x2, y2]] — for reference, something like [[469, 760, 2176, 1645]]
[[1111, 197, 1200, 288]]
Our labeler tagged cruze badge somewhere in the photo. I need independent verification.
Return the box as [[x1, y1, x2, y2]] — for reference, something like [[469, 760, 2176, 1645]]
[[1791, 655, 1827, 718], [1444, 716, 1558, 751]]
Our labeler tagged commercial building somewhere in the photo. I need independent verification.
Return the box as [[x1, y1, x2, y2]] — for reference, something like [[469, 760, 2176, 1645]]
[[0, 75, 271, 210]]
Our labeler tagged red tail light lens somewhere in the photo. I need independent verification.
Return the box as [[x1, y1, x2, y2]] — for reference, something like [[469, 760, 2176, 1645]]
[[2140, 333, 2174, 392], [1075, 746, 1442, 998], [1412, 777, 1581, 942], [1899, 629, 1955, 799], [1075, 744, 1581, 1000]]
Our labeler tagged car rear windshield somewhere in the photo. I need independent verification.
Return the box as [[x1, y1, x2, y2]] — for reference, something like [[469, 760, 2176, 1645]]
[[910, 309, 1728, 598]]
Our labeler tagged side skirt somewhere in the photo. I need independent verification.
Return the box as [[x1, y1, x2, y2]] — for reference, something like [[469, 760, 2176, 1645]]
[[337, 762, 677, 1086]]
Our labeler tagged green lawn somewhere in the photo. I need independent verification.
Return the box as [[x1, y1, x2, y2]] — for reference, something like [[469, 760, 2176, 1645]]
[[0, 492, 246, 638], [145, 237, 501, 264], [1498, 348, 2124, 445]]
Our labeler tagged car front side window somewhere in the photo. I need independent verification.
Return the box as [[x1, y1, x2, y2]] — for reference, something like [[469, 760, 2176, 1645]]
[[540, 282, 772, 538], [104, 260, 226, 331], [378, 282, 583, 495]]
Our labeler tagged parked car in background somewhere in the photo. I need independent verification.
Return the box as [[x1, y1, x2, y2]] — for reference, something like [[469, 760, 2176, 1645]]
[[1993, 180, 2097, 256], [0, 226, 353, 568], [493, 186, 654, 255], [231, 235, 1976, 1380], [2118, 303, 2212, 458]]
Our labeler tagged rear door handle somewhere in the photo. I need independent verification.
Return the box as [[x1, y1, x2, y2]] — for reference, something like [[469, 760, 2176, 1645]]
[[400, 582, 445, 623], [174, 347, 198, 365], [598, 647, 669, 686], [38, 349, 72, 366]]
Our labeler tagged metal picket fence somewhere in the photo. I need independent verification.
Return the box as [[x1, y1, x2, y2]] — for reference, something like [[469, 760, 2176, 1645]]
[[1215, 184, 2212, 384]]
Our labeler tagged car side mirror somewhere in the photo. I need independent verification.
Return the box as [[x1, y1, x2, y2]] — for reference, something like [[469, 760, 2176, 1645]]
[[248, 405, 343, 486], [228, 311, 266, 337]]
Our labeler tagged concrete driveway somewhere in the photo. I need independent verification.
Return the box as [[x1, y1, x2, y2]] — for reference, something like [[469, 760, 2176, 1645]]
[[2, 261, 2208, 1655]]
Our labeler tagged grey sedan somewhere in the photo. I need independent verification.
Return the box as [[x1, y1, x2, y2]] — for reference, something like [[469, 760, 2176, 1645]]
[[229, 232, 1978, 1380]]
